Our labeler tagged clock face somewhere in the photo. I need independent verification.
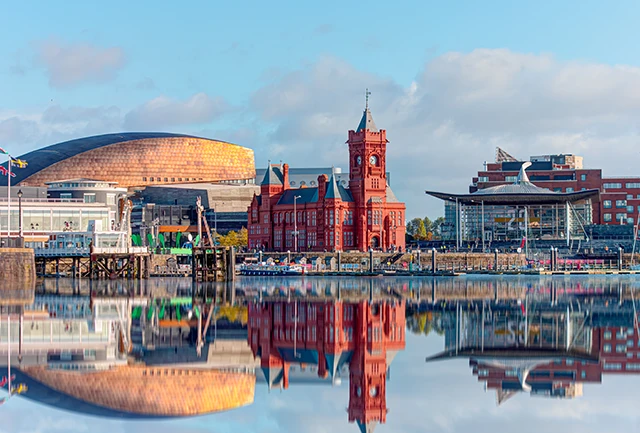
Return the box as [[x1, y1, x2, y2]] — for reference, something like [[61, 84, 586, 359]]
[[356, 156, 362, 165], [369, 155, 378, 166]]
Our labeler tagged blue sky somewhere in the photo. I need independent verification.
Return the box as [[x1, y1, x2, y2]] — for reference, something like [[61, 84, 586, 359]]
[[2, 0, 640, 218]]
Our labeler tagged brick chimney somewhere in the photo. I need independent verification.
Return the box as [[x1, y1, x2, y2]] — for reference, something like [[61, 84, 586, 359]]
[[282, 163, 290, 190], [318, 174, 328, 198]]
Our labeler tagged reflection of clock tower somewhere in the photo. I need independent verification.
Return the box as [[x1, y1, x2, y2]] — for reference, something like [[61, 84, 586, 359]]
[[348, 90, 388, 251]]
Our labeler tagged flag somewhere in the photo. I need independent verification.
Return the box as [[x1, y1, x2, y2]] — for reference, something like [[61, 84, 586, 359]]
[[10, 158, 27, 168], [0, 147, 7, 154], [0, 167, 15, 177]]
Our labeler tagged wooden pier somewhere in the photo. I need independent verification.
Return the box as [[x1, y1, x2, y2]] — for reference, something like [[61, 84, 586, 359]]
[[35, 250, 151, 280]]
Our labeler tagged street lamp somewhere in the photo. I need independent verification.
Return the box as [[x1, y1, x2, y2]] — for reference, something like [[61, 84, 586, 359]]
[[449, 197, 460, 251], [293, 195, 301, 252], [17, 189, 23, 239], [213, 207, 217, 245]]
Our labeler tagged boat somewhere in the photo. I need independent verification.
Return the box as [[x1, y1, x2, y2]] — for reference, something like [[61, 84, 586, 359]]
[[238, 264, 304, 276]]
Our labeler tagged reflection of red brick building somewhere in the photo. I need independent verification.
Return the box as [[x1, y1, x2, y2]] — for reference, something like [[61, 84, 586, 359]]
[[248, 299, 406, 432], [596, 326, 640, 373], [247, 104, 406, 252]]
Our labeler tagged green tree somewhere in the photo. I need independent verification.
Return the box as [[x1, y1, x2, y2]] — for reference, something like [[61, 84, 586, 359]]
[[416, 219, 427, 240], [432, 217, 445, 238], [216, 228, 249, 247], [237, 227, 248, 247], [423, 216, 433, 234], [406, 218, 422, 238]]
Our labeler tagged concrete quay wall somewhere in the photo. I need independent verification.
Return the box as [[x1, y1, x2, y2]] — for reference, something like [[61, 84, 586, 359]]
[[0, 248, 36, 287]]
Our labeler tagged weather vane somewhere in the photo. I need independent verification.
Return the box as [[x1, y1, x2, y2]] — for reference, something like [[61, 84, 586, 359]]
[[365, 88, 371, 110]]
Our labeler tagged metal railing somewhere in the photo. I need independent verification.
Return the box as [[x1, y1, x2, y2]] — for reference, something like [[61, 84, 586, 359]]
[[0, 198, 85, 203]]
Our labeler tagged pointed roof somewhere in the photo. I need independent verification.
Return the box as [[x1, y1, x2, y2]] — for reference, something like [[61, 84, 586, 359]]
[[495, 147, 518, 163], [325, 351, 353, 379], [325, 173, 341, 199], [261, 164, 283, 186], [325, 173, 355, 201], [357, 109, 378, 132], [496, 390, 518, 406], [357, 420, 378, 433], [385, 184, 400, 203], [261, 366, 284, 388], [385, 350, 398, 366]]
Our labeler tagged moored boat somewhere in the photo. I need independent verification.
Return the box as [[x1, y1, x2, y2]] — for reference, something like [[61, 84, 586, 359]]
[[238, 264, 304, 276]]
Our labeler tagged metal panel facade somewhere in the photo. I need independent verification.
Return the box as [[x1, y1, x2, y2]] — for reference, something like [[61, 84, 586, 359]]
[[11, 136, 255, 188]]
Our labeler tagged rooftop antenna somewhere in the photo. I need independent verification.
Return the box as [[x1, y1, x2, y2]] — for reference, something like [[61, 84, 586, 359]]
[[365, 88, 371, 110]]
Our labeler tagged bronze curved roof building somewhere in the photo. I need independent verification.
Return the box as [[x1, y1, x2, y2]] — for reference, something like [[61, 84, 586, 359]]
[[0, 133, 255, 188], [17, 365, 255, 418]]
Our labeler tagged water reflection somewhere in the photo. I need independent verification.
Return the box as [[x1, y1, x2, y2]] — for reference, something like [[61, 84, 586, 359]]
[[1, 275, 640, 432], [248, 295, 406, 432], [416, 279, 640, 406]]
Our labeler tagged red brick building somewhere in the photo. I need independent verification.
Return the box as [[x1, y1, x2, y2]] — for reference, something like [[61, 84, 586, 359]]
[[248, 299, 406, 432], [472, 148, 640, 226], [247, 105, 406, 252]]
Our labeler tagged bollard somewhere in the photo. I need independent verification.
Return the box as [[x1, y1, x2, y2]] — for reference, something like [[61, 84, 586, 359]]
[[618, 247, 623, 271], [431, 248, 436, 273], [369, 249, 374, 273]]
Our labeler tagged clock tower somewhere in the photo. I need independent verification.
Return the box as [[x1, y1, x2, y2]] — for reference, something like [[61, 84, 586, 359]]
[[348, 90, 390, 250]]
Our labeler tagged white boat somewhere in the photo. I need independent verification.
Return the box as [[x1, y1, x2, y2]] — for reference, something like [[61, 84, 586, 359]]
[[239, 264, 304, 276]]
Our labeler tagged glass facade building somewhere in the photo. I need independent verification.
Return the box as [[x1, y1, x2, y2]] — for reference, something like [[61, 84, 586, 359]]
[[0, 203, 110, 237], [444, 200, 594, 243]]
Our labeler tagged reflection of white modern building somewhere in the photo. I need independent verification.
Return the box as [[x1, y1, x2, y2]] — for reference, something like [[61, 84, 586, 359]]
[[426, 301, 596, 404], [0, 296, 140, 367]]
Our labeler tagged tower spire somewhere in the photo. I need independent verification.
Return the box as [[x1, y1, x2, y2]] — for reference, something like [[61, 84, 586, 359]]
[[357, 89, 377, 132]]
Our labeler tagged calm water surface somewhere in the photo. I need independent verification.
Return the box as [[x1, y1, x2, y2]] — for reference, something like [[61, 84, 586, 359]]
[[3, 275, 640, 433]]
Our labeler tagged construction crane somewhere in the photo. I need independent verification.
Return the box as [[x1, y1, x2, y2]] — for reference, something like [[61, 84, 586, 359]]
[[196, 196, 216, 248]]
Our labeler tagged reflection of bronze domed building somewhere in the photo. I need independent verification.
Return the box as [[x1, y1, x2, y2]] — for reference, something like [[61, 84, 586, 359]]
[[18, 365, 255, 418], [0, 133, 256, 188]]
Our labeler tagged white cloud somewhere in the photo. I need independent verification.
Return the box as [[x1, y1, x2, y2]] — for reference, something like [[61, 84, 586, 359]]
[[123, 93, 228, 130], [247, 49, 640, 218], [6, 48, 640, 218], [35, 39, 126, 88]]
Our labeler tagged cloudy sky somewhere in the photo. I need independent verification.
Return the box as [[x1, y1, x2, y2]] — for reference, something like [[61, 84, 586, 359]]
[[2, 0, 640, 218]]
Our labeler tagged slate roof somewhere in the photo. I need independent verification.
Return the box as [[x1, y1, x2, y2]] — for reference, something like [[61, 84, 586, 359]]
[[357, 109, 378, 132], [426, 163, 599, 205], [261, 165, 284, 186], [325, 351, 353, 379], [385, 184, 400, 203], [277, 187, 319, 205], [325, 174, 355, 202], [0, 132, 222, 186], [357, 420, 378, 433]]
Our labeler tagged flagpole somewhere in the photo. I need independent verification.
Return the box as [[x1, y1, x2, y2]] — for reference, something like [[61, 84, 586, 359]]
[[6, 155, 10, 239], [7, 316, 11, 397]]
